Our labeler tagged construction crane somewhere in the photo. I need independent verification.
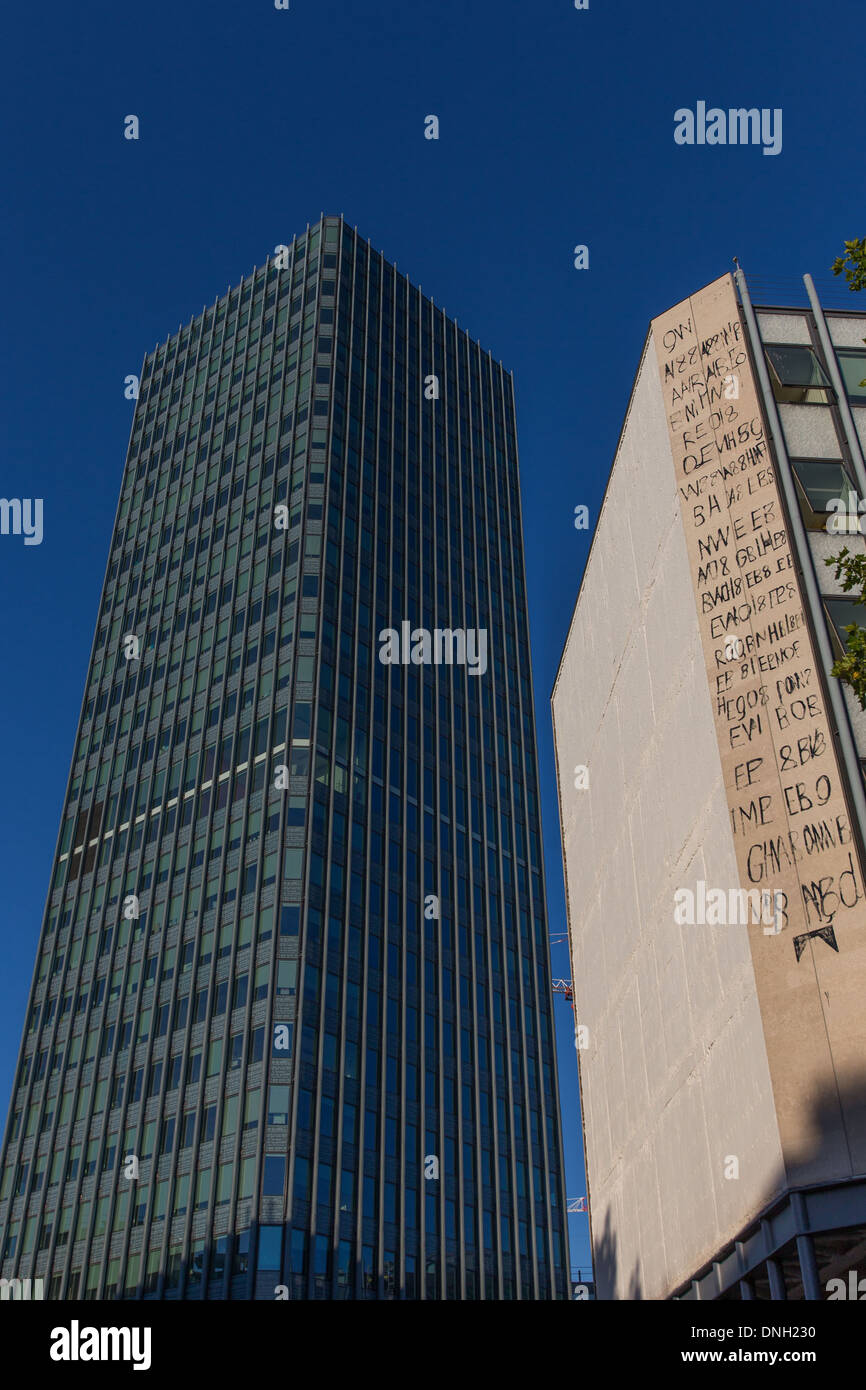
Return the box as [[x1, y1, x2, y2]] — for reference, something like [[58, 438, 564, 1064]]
[[551, 978, 573, 1004], [567, 1197, 587, 1213]]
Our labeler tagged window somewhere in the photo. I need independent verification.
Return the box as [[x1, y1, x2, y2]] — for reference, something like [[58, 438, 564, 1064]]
[[244, 1089, 261, 1131], [133, 1185, 149, 1225], [216, 1162, 233, 1206], [141, 1120, 156, 1158], [173, 1173, 190, 1217], [208, 1038, 224, 1076], [188, 1240, 205, 1287], [210, 1232, 228, 1284], [234, 1228, 252, 1275], [257, 1226, 282, 1271], [790, 458, 858, 532], [216, 1094, 237, 1143], [263, 1154, 286, 1196], [160, 1116, 176, 1154], [764, 343, 833, 404], [249, 1025, 265, 1064], [196, 1168, 211, 1210], [267, 1085, 290, 1125], [836, 347, 866, 403], [280, 905, 300, 937], [824, 597, 865, 658], [277, 959, 297, 995], [165, 1247, 183, 1289], [181, 1111, 197, 1148], [144, 1249, 161, 1294]]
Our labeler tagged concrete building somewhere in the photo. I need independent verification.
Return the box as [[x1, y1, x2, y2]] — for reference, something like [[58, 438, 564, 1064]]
[[552, 270, 866, 1300]]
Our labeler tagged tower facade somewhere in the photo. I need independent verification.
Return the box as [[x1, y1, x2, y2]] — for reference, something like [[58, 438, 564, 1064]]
[[0, 216, 569, 1300]]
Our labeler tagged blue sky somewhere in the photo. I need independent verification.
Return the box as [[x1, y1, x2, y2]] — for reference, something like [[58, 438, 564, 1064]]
[[1, 0, 864, 1281]]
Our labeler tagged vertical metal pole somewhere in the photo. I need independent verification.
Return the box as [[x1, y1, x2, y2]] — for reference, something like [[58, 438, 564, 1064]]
[[767, 1257, 787, 1301], [796, 1234, 822, 1300], [792, 1192, 822, 1299], [761, 1217, 786, 1300], [803, 274, 866, 487]]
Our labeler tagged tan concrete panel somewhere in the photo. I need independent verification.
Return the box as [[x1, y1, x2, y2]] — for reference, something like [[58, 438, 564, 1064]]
[[652, 275, 866, 1182]]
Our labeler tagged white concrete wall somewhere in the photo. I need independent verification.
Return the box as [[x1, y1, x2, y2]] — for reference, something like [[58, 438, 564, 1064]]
[[756, 312, 811, 345], [552, 335, 786, 1300]]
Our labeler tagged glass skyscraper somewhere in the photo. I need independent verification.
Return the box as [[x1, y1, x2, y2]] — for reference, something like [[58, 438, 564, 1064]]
[[0, 216, 569, 1300]]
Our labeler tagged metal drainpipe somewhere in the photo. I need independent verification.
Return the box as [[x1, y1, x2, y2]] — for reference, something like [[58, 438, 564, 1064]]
[[792, 1191, 822, 1300], [735, 267, 866, 852]]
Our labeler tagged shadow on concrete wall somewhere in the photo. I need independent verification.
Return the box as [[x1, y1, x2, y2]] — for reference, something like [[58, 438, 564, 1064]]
[[593, 1204, 643, 1300], [591, 1065, 866, 1300]]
